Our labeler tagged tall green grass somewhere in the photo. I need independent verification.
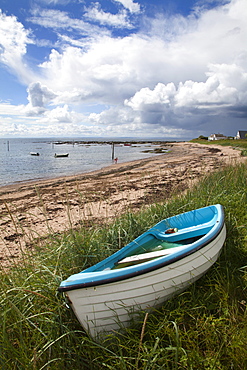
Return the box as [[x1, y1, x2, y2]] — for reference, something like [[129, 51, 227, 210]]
[[1, 162, 247, 369]]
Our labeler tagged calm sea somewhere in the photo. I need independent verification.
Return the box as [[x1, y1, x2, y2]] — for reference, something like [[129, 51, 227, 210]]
[[0, 138, 165, 188]]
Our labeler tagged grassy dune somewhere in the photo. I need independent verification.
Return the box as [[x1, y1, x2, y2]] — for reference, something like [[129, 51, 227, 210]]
[[191, 138, 247, 157], [1, 162, 247, 369]]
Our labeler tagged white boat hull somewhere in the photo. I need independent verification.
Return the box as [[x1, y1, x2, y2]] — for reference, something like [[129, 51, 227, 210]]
[[66, 224, 226, 339]]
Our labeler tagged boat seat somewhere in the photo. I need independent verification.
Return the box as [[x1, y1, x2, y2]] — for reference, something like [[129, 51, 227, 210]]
[[117, 245, 185, 265], [151, 223, 213, 242]]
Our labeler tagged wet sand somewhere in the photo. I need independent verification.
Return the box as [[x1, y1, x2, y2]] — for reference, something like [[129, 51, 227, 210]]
[[0, 142, 245, 266]]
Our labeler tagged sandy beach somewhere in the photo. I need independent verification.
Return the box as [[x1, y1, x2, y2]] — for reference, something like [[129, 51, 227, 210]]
[[0, 142, 245, 266]]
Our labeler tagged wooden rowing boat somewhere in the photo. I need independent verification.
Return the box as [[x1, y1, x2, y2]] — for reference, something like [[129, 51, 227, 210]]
[[58, 204, 226, 339]]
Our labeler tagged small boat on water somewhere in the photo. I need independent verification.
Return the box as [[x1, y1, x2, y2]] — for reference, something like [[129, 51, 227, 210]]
[[30, 152, 40, 156], [54, 153, 69, 158], [58, 204, 226, 339]]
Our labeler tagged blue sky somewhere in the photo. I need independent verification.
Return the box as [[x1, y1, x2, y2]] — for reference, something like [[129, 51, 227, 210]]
[[0, 0, 246, 139]]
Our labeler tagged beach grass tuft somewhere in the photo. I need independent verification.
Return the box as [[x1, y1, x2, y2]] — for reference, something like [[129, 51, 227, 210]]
[[1, 162, 247, 369]]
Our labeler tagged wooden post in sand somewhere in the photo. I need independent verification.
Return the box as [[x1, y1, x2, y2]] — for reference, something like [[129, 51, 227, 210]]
[[112, 142, 115, 161]]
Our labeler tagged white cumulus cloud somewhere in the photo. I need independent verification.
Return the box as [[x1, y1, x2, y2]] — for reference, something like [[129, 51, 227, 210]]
[[113, 0, 141, 14], [0, 10, 35, 83], [24, 82, 57, 115], [125, 62, 247, 117]]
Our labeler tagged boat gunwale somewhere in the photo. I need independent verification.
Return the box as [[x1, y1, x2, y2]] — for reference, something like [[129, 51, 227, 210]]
[[58, 206, 225, 292]]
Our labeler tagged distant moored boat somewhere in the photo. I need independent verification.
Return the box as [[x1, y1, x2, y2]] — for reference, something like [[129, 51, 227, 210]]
[[30, 152, 40, 156], [54, 153, 69, 158]]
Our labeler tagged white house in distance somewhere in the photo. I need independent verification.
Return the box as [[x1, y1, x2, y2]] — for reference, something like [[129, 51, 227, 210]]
[[235, 131, 247, 139], [208, 133, 228, 141]]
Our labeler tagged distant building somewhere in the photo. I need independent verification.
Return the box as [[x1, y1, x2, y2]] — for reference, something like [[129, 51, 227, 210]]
[[208, 133, 227, 141], [235, 131, 247, 139]]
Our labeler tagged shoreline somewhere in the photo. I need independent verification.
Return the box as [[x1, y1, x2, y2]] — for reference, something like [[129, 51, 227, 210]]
[[0, 151, 165, 194], [0, 142, 245, 266], [0, 139, 170, 190]]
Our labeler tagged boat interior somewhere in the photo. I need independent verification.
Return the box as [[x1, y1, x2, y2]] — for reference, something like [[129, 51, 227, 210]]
[[112, 224, 213, 269]]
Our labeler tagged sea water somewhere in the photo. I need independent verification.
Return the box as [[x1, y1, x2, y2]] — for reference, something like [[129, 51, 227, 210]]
[[0, 138, 165, 187]]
